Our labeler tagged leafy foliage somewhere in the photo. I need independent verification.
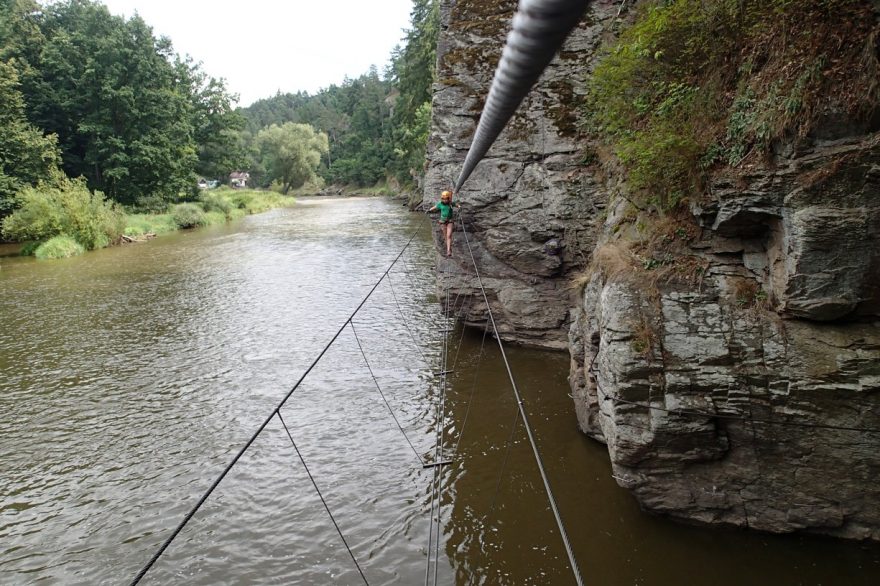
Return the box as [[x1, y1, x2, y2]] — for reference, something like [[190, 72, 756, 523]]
[[587, 0, 880, 209], [1, 176, 125, 249], [34, 235, 85, 259], [256, 123, 329, 194], [170, 203, 206, 229], [1, 0, 243, 209], [239, 0, 440, 189], [0, 62, 61, 217]]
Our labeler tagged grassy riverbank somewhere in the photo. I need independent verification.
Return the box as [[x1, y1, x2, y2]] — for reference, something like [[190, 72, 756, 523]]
[[1, 183, 295, 259]]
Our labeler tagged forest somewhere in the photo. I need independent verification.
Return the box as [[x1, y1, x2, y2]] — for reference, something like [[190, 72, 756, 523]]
[[0, 0, 439, 253]]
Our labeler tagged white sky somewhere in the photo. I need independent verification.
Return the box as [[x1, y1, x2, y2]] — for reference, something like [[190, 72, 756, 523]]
[[99, 0, 414, 106]]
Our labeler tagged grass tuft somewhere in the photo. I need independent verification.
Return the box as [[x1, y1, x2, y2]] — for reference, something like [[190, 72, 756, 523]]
[[34, 235, 85, 259]]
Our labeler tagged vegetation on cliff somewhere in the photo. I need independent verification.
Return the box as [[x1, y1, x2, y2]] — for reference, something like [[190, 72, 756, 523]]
[[587, 0, 880, 211]]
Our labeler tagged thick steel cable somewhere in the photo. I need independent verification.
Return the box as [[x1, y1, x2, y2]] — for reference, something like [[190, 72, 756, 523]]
[[276, 411, 369, 586], [459, 214, 584, 586], [129, 217, 429, 586], [454, 0, 591, 193], [350, 320, 426, 465]]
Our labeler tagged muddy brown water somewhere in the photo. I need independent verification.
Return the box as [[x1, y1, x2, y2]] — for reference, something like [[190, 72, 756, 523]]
[[1, 197, 878, 585]]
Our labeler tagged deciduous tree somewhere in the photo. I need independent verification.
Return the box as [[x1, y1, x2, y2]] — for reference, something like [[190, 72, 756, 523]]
[[256, 123, 328, 194]]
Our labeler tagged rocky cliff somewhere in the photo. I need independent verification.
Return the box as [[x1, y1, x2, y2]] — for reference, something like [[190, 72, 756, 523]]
[[423, 0, 625, 349], [426, 0, 880, 540]]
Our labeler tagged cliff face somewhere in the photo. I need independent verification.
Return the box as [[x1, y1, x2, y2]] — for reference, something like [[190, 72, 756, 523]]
[[423, 0, 623, 349], [427, 0, 880, 540], [569, 132, 880, 539]]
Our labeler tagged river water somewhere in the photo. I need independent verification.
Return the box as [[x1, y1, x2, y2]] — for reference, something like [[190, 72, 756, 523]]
[[1, 197, 878, 585]]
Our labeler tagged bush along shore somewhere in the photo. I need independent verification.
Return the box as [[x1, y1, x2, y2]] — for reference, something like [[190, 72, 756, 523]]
[[0, 179, 295, 259]]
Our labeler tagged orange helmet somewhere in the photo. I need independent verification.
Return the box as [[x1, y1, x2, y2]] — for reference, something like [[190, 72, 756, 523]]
[[441, 190, 452, 199]]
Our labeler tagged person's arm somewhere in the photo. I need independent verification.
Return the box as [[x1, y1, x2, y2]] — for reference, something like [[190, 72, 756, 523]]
[[426, 202, 439, 213]]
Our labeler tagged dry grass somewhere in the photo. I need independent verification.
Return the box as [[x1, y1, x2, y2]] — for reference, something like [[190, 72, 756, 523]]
[[733, 277, 770, 311], [630, 315, 658, 358], [569, 241, 640, 294]]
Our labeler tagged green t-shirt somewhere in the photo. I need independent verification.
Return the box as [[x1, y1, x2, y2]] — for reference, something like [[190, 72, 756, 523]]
[[437, 201, 454, 221]]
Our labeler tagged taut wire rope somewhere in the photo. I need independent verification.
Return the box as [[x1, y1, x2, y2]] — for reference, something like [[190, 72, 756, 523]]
[[350, 320, 426, 465], [386, 274, 430, 365], [424, 284, 452, 585], [459, 212, 585, 586], [129, 216, 429, 585], [452, 325, 490, 456], [453, 0, 591, 194], [276, 411, 370, 586]]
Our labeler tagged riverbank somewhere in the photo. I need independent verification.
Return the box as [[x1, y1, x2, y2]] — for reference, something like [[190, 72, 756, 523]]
[[1, 187, 295, 260]]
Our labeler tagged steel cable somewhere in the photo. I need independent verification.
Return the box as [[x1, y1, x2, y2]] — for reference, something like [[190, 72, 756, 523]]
[[459, 213, 584, 586], [454, 0, 591, 193], [350, 320, 426, 465], [128, 216, 429, 585], [276, 411, 370, 585]]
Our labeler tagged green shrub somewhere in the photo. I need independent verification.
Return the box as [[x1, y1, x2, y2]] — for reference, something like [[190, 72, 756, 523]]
[[227, 208, 247, 221], [171, 203, 205, 229], [201, 210, 227, 227], [228, 190, 294, 214], [1, 177, 125, 249], [198, 191, 233, 217], [34, 235, 85, 259], [587, 0, 879, 210], [19, 241, 41, 256]]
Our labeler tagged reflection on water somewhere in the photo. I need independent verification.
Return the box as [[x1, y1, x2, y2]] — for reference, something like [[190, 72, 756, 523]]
[[1, 196, 878, 585]]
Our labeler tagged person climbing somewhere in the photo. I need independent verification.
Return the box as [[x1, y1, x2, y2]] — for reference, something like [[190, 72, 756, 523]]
[[427, 190, 459, 257]]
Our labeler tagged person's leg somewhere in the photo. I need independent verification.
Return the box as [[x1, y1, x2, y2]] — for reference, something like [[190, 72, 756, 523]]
[[445, 222, 453, 256]]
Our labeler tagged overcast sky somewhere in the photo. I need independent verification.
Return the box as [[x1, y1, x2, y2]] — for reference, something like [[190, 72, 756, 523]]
[[99, 0, 414, 106]]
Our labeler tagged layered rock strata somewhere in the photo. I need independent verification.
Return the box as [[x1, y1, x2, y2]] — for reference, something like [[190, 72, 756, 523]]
[[569, 133, 880, 540]]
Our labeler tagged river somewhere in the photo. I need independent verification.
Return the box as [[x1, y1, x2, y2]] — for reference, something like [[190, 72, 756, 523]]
[[1, 196, 878, 585]]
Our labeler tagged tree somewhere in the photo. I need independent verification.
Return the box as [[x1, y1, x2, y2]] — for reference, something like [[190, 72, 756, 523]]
[[387, 0, 439, 185], [0, 62, 61, 217], [23, 0, 198, 205], [256, 123, 328, 194], [177, 57, 248, 180]]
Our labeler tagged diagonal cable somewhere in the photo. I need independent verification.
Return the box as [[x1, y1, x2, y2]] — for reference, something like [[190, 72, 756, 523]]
[[276, 411, 370, 586], [386, 272, 430, 365], [459, 212, 584, 586], [350, 320, 425, 465], [128, 216, 429, 585], [452, 325, 490, 456]]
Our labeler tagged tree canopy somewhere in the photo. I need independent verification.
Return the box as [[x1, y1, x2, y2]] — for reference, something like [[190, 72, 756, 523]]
[[0, 0, 440, 220], [256, 123, 328, 194], [0, 0, 243, 213], [239, 0, 439, 190]]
